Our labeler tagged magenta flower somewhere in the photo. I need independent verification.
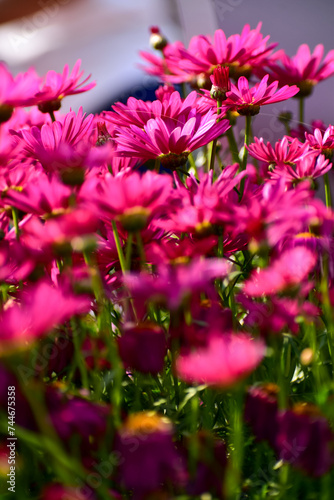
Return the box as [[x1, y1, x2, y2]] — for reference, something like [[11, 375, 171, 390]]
[[0, 281, 91, 354], [223, 75, 299, 115], [115, 412, 185, 499], [140, 23, 277, 85], [305, 125, 334, 156], [3, 172, 73, 216], [0, 63, 40, 121], [247, 136, 311, 166], [269, 153, 332, 183], [276, 404, 334, 477], [104, 90, 200, 129], [114, 109, 230, 169], [35, 59, 96, 112], [243, 247, 317, 297], [11, 108, 109, 183], [124, 258, 231, 311], [245, 384, 279, 448], [175, 333, 265, 388], [84, 170, 172, 231], [118, 323, 167, 374], [210, 65, 231, 101], [259, 44, 334, 96]]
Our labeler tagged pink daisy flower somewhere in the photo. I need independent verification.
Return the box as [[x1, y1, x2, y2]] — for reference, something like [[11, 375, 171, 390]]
[[175, 333, 265, 388], [258, 44, 334, 97], [114, 109, 230, 169], [243, 246, 317, 297], [83, 170, 172, 232], [223, 75, 299, 116], [140, 23, 277, 86], [305, 125, 334, 157], [269, 153, 332, 183], [247, 136, 311, 166], [34, 59, 96, 113], [0, 63, 41, 121], [0, 280, 91, 354], [103, 90, 200, 129]]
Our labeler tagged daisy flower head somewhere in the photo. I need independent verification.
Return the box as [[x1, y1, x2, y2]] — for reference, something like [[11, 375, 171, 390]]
[[114, 108, 230, 170], [34, 60, 96, 114], [261, 44, 334, 97], [224, 75, 299, 116]]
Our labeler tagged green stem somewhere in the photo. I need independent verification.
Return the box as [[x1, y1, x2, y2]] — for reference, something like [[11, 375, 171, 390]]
[[239, 115, 252, 200], [226, 127, 241, 166], [11, 207, 20, 240], [111, 220, 126, 273], [242, 115, 252, 172], [188, 152, 199, 178], [298, 97, 304, 126], [154, 158, 160, 172], [49, 110, 56, 122], [125, 232, 133, 271], [225, 388, 245, 500], [209, 100, 222, 171], [324, 173, 332, 208]]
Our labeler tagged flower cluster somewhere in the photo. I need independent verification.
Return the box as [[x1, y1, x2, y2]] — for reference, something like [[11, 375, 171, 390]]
[[0, 23, 334, 500]]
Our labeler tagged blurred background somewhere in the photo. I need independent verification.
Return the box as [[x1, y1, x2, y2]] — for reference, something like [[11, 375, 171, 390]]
[[0, 0, 333, 129]]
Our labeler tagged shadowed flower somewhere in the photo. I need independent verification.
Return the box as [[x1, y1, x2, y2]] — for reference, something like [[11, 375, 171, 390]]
[[118, 322, 167, 374], [276, 403, 334, 476], [115, 412, 186, 499]]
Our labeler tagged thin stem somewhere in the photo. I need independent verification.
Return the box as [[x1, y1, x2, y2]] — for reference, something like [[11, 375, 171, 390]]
[[125, 232, 133, 271], [324, 173, 332, 208], [111, 220, 126, 273], [11, 207, 20, 240], [239, 115, 252, 200], [154, 158, 160, 172], [209, 100, 222, 171], [226, 127, 241, 166], [298, 97, 304, 126]]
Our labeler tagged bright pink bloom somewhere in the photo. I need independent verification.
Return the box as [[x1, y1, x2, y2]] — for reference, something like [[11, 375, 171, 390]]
[[247, 136, 311, 166], [230, 179, 317, 247], [0, 63, 40, 109], [175, 333, 265, 387], [305, 125, 334, 156], [243, 247, 317, 297], [83, 170, 172, 231], [114, 109, 230, 169], [103, 90, 200, 129], [140, 23, 277, 85], [0, 281, 91, 353], [259, 44, 334, 96], [3, 172, 73, 216], [34, 59, 96, 109], [223, 75, 299, 115], [269, 153, 332, 183]]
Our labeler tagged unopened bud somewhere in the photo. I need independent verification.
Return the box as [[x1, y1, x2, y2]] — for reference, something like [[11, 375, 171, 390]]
[[149, 26, 168, 51], [210, 66, 231, 101]]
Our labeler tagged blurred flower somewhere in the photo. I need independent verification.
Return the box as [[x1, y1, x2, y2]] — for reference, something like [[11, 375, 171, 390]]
[[175, 333, 265, 388], [118, 323, 167, 374], [115, 412, 186, 499]]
